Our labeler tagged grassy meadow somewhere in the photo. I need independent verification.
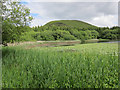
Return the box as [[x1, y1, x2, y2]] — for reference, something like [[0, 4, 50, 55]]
[[2, 42, 118, 88], [2, 1, 119, 88]]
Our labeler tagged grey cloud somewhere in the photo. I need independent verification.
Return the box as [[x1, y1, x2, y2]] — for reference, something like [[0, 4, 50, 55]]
[[33, 2, 118, 21], [27, 2, 118, 27], [94, 2, 118, 15], [118, 1, 120, 26]]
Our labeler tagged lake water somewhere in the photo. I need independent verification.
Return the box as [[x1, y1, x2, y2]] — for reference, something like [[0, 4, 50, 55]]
[[99, 41, 120, 43]]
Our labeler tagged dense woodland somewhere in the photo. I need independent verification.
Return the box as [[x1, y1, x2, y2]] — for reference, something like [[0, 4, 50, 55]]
[[31, 22, 119, 41], [1, 0, 120, 45]]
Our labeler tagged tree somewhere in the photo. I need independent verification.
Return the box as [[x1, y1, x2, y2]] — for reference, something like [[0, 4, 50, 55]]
[[91, 30, 99, 39], [1, 0, 33, 44]]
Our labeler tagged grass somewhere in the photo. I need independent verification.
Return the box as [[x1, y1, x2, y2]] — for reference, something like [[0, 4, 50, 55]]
[[2, 42, 118, 88], [98, 39, 110, 42], [45, 20, 97, 29]]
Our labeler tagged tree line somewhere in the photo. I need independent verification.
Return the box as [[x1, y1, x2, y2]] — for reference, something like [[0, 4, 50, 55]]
[[31, 26, 119, 41]]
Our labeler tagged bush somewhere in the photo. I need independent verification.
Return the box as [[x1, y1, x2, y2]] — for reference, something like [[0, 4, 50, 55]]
[[36, 31, 55, 41], [91, 30, 99, 39], [102, 29, 118, 40], [62, 35, 77, 40], [52, 30, 76, 40], [20, 31, 37, 41]]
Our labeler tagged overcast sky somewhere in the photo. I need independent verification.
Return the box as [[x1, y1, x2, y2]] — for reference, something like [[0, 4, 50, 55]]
[[20, 0, 119, 27]]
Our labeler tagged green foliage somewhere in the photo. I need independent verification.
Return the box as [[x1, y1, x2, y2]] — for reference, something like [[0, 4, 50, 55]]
[[69, 29, 83, 39], [2, 21, 16, 43], [20, 31, 37, 41], [2, 43, 118, 88], [102, 29, 119, 40], [62, 34, 76, 40], [35, 30, 77, 41], [36, 31, 55, 41], [2, 0, 33, 44], [52, 30, 76, 40], [33, 20, 119, 42], [91, 30, 99, 39]]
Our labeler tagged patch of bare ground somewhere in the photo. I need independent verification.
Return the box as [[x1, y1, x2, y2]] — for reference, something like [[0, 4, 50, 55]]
[[26, 41, 81, 49], [7, 41, 44, 46]]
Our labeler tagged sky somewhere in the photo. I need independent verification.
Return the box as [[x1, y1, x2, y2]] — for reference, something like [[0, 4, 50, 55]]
[[19, 0, 119, 27]]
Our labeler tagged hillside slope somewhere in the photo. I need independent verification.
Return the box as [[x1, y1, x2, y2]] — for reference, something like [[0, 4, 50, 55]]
[[44, 20, 98, 29]]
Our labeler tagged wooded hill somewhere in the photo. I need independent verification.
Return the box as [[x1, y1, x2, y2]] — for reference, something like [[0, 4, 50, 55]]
[[31, 20, 119, 42]]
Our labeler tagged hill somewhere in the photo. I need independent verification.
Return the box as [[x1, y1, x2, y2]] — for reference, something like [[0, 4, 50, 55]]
[[18, 20, 119, 42], [44, 20, 98, 29]]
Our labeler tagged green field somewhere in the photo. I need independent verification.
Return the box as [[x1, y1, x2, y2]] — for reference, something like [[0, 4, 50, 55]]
[[2, 42, 118, 88]]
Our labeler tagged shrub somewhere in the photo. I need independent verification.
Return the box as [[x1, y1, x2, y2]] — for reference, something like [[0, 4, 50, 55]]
[[62, 35, 77, 40], [36, 31, 55, 41], [20, 31, 37, 41]]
